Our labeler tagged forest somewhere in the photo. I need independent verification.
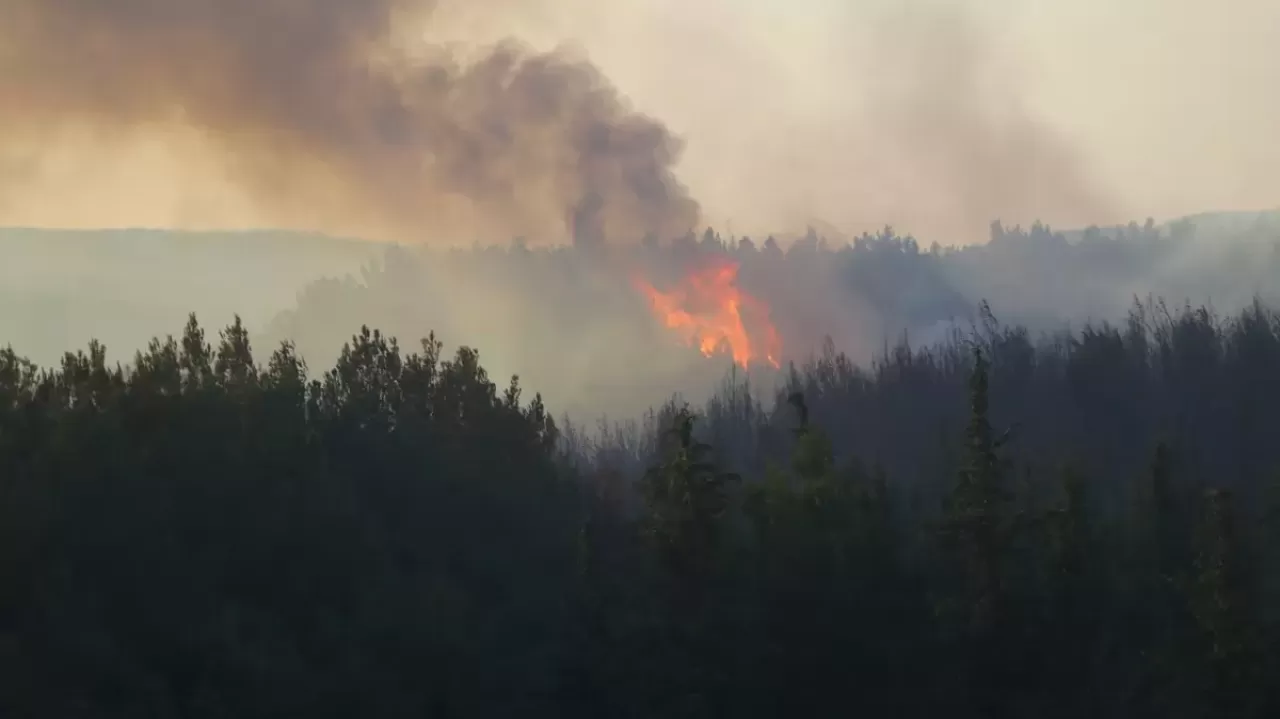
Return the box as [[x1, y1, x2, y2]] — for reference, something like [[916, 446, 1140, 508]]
[[6, 211, 1280, 420], [4, 0, 1277, 712], [6, 229, 1280, 714]]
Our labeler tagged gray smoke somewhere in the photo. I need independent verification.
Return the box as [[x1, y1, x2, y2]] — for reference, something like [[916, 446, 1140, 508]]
[[0, 0, 699, 244], [856, 5, 1118, 240]]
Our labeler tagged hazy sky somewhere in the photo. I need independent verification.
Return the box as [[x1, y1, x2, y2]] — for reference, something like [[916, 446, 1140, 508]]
[[533, 0, 1279, 238], [1, 0, 1276, 243]]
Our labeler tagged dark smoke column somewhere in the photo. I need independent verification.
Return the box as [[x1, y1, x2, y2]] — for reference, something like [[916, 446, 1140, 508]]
[[570, 191, 605, 248], [0, 0, 701, 245]]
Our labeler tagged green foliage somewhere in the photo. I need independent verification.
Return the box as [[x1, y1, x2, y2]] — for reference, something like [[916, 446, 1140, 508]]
[[1190, 489, 1263, 716], [0, 316, 581, 717], [5, 303, 1280, 717], [935, 347, 1022, 636], [639, 407, 738, 587]]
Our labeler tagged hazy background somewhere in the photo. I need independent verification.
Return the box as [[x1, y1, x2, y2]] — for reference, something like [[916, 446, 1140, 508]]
[[2, 0, 1278, 421], [5, 211, 1279, 421], [1, 0, 1276, 242]]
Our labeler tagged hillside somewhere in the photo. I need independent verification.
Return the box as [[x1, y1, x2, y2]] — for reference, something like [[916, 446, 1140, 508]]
[[3, 210, 1279, 420]]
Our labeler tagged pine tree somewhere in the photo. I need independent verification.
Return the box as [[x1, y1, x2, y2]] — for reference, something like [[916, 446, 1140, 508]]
[[1190, 488, 1263, 716], [639, 407, 738, 588], [934, 347, 1028, 718], [938, 347, 1018, 635]]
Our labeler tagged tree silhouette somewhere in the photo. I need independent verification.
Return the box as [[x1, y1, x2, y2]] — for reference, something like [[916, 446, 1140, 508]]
[[5, 285, 1280, 715]]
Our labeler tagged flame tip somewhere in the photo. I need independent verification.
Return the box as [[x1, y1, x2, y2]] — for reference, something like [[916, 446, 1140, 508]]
[[636, 260, 782, 369]]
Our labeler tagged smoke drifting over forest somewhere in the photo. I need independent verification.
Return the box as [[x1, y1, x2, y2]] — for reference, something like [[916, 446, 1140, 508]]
[[0, 0, 698, 244], [2, 0, 1276, 241], [851, 7, 1115, 238], [2, 0, 1279, 421]]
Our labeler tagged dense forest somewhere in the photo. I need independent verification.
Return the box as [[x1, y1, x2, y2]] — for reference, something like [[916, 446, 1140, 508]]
[[5, 284, 1280, 715], [256, 212, 1280, 418], [4, 211, 1280, 420]]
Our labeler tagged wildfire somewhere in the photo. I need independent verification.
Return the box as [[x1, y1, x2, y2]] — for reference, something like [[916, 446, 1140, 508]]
[[634, 259, 781, 370]]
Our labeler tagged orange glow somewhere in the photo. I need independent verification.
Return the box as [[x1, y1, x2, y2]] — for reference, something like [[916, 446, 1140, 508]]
[[634, 258, 781, 370]]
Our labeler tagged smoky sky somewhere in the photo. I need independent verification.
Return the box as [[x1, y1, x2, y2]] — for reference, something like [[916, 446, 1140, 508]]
[[2, 0, 1276, 243], [852, 6, 1118, 240], [0, 0, 699, 244]]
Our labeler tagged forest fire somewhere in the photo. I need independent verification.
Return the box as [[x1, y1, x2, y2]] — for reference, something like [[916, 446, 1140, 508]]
[[633, 259, 781, 370]]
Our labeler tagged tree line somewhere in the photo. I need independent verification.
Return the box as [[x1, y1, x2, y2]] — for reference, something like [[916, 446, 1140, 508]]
[[263, 215, 1280, 422], [5, 296, 1280, 716]]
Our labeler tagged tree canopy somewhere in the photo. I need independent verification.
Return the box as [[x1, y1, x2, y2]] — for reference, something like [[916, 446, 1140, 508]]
[[6, 286, 1280, 715]]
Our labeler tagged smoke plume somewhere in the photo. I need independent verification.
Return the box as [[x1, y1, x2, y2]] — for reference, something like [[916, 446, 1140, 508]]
[[0, 0, 699, 244], [853, 5, 1118, 240]]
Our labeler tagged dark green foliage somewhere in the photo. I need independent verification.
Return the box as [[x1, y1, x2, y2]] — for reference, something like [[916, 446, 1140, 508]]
[[1189, 489, 1264, 717], [6, 297, 1280, 717], [0, 317, 581, 717], [639, 407, 738, 586]]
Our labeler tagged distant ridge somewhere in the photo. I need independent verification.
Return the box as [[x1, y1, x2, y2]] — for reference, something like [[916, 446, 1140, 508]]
[[0, 226, 385, 251], [4, 208, 1277, 250], [747, 209, 1280, 248]]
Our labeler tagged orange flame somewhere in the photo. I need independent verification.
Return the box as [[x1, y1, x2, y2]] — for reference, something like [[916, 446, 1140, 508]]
[[634, 259, 781, 370]]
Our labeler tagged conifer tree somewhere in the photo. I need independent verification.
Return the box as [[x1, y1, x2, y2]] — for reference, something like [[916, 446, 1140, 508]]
[[938, 347, 1018, 635], [1190, 488, 1262, 717], [639, 407, 738, 588]]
